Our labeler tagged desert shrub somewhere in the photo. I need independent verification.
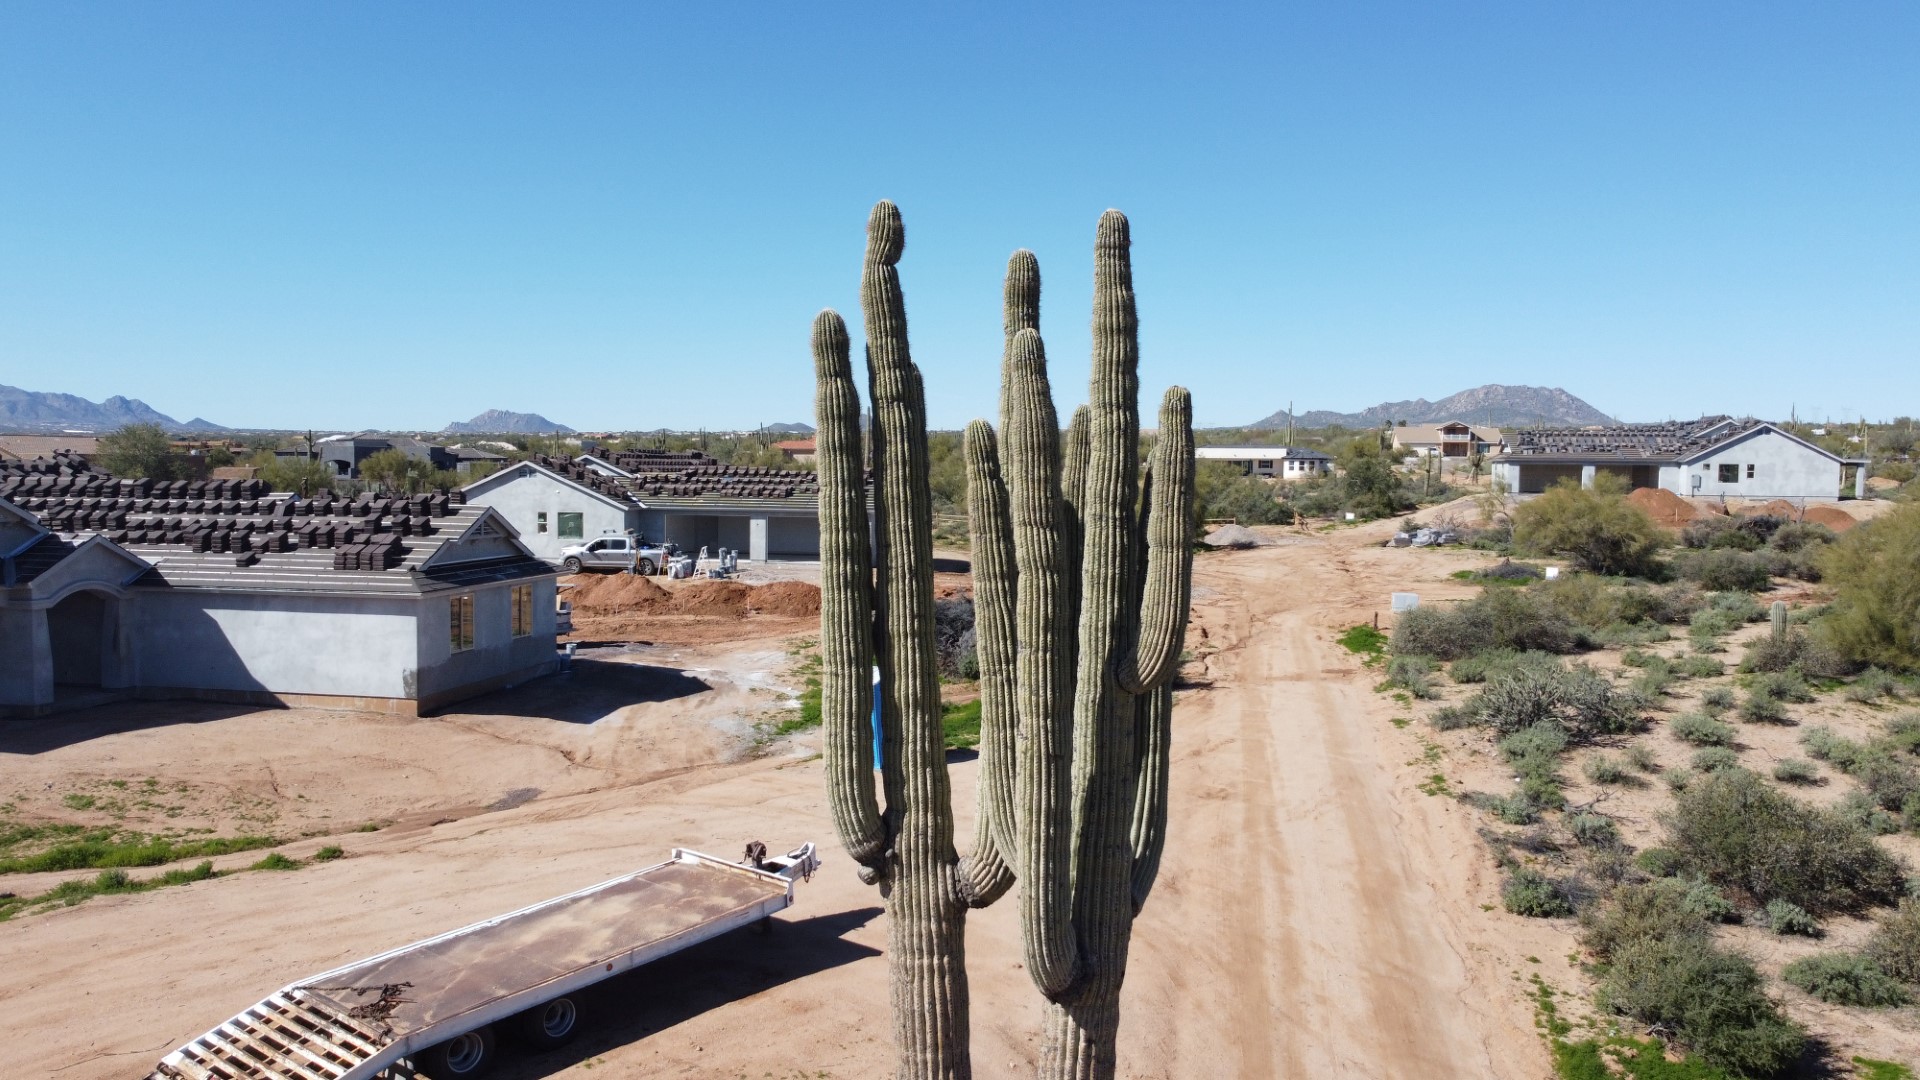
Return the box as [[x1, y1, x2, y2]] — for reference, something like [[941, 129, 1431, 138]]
[[1672, 548, 1775, 592], [1837, 791, 1902, 835], [1750, 670, 1814, 703], [1665, 766, 1906, 912], [1772, 759, 1819, 784], [1380, 654, 1439, 699], [1621, 647, 1661, 669], [1596, 931, 1805, 1075], [1698, 684, 1737, 712], [1856, 754, 1920, 811], [1448, 649, 1565, 686], [1674, 655, 1725, 679], [932, 597, 977, 678], [1688, 608, 1746, 651], [1677, 876, 1740, 923], [1740, 631, 1853, 677], [1886, 711, 1920, 754], [1471, 664, 1640, 740], [1708, 591, 1766, 622], [1691, 747, 1739, 773], [1569, 813, 1619, 848], [1635, 848, 1686, 878], [1627, 669, 1675, 706], [1866, 900, 1920, 983], [1427, 705, 1475, 731], [1583, 880, 1710, 961], [1683, 515, 1761, 551], [1670, 712, 1736, 747], [1645, 583, 1709, 625], [1500, 722, 1568, 767], [1769, 521, 1836, 554], [1626, 744, 1659, 772], [1765, 899, 1820, 937], [1511, 474, 1665, 577], [1848, 668, 1904, 704], [1534, 575, 1675, 631], [1781, 953, 1909, 1006], [1818, 502, 1920, 671], [1584, 755, 1631, 785], [1738, 692, 1786, 725], [1802, 726, 1869, 770], [1390, 604, 1483, 661], [1475, 559, 1542, 581], [1503, 866, 1573, 917], [1483, 793, 1541, 825]]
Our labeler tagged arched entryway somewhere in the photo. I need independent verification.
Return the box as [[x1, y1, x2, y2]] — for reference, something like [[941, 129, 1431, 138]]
[[47, 590, 108, 689]]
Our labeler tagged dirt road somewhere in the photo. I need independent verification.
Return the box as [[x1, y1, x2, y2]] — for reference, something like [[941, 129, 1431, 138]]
[[1, 520, 1551, 1078]]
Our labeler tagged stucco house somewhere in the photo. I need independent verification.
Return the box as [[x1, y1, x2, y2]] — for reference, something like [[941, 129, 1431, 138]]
[[1392, 421, 1504, 458], [1491, 417, 1868, 501], [1193, 445, 1331, 479], [1, 458, 558, 718], [461, 456, 822, 563]]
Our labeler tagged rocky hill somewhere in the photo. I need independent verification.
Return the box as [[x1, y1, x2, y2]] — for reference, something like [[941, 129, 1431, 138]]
[[0, 384, 226, 433], [444, 409, 575, 435], [1251, 384, 1616, 430]]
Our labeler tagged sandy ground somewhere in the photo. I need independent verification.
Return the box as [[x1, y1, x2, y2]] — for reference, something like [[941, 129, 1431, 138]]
[[0, 519, 1564, 1079]]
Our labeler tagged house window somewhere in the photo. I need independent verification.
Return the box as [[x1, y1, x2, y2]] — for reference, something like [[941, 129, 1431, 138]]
[[1718, 464, 1739, 483], [1257, 460, 1273, 469], [450, 595, 475, 652], [511, 584, 532, 637], [536, 512, 548, 534], [557, 512, 584, 539], [1746, 464, 1755, 479]]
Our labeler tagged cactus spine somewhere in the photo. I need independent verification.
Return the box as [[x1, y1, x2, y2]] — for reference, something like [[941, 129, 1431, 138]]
[[814, 202, 1014, 1080], [817, 203, 1192, 1080], [1771, 600, 1789, 645]]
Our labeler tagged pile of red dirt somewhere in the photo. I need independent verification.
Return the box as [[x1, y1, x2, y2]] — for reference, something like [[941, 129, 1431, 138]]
[[1627, 488, 1701, 528], [1803, 505, 1860, 533], [566, 575, 822, 619], [1742, 499, 1803, 519]]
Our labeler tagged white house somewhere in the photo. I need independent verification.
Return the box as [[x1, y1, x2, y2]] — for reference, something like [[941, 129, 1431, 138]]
[[1491, 417, 1868, 501], [1391, 421, 1504, 458], [1194, 445, 1332, 479], [1, 462, 559, 718], [462, 457, 822, 563]]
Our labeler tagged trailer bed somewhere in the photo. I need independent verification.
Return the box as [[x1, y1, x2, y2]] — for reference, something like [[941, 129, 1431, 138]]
[[149, 845, 817, 1080]]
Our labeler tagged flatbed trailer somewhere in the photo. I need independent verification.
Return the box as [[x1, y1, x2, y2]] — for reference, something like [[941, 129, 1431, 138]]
[[147, 843, 819, 1080]]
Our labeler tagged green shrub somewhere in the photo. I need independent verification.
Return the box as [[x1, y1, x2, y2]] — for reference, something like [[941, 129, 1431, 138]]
[[1511, 475, 1665, 577], [1739, 692, 1788, 724], [1837, 791, 1902, 836], [1635, 847, 1686, 878], [1691, 747, 1739, 773], [313, 845, 344, 862], [1866, 900, 1920, 983], [1847, 668, 1904, 704], [1687, 608, 1745, 651], [1671, 549, 1775, 592], [1428, 705, 1475, 731], [1664, 769, 1692, 793], [1503, 866, 1573, 917], [249, 852, 301, 871], [1670, 712, 1736, 747], [1665, 766, 1906, 912], [1675, 655, 1725, 679], [1750, 670, 1814, 703], [1500, 722, 1568, 769], [1886, 711, 1920, 754], [1769, 521, 1836, 554], [1764, 899, 1820, 936], [1380, 654, 1440, 699], [1818, 502, 1920, 672], [1856, 754, 1920, 811], [1582, 879, 1710, 960], [1628, 668, 1675, 704], [1697, 684, 1736, 712], [1485, 793, 1541, 825], [1677, 876, 1740, 923], [1471, 664, 1641, 741], [1596, 931, 1805, 1075], [1740, 630, 1854, 678], [1782, 952, 1908, 1006], [1584, 755, 1631, 785], [1626, 743, 1659, 773], [1772, 759, 1819, 784], [1569, 813, 1619, 848], [1801, 726, 1864, 767]]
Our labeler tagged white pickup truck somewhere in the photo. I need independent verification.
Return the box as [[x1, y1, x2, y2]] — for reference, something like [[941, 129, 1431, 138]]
[[558, 532, 669, 575]]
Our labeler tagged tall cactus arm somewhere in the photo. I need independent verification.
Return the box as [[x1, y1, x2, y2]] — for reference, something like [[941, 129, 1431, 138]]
[[957, 419, 1018, 907], [1001, 250, 1041, 434], [860, 200, 957, 866], [814, 309, 887, 873], [1128, 683, 1173, 913], [1116, 388, 1195, 694], [1003, 328, 1080, 996]]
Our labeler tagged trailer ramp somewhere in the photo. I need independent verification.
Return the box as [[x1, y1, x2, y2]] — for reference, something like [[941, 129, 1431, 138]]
[[148, 845, 817, 1080]]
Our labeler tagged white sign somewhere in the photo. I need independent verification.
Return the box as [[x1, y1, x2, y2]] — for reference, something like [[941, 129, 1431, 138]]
[[1391, 592, 1420, 612]]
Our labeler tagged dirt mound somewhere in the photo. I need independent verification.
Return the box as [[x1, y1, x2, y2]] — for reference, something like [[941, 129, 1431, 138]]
[[567, 573, 673, 611], [566, 575, 821, 620], [1202, 524, 1269, 549], [1803, 505, 1860, 533], [1742, 499, 1802, 520], [669, 580, 755, 615], [1626, 488, 1700, 528], [747, 581, 823, 617]]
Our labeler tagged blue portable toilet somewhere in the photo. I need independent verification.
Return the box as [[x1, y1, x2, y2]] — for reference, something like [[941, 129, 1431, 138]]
[[871, 666, 884, 770]]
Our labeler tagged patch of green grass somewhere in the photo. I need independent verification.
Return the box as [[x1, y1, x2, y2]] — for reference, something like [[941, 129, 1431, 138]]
[[354, 821, 386, 833], [941, 699, 982, 751], [249, 853, 302, 871], [1418, 773, 1451, 796], [0, 860, 220, 922], [61, 793, 96, 811], [0, 834, 280, 875], [1854, 1058, 1916, 1080], [313, 845, 344, 862], [1390, 717, 1411, 729], [1552, 1038, 1734, 1079], [1338, 624, 1389, 664]]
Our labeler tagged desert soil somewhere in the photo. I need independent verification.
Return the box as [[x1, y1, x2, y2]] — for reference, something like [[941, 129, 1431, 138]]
[[1, 520, 1561, 1079]]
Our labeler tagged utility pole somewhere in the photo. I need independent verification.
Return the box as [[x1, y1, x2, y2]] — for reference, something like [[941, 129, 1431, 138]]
[[1287, 400, 1294, 447]]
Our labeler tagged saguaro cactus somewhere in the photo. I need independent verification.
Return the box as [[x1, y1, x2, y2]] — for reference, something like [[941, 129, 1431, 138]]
[[816, 202, 1192, 1080], [968, 211, 1194, 1078], [814, 201, 1014, 1080], [1771, 600, 1789, 645]]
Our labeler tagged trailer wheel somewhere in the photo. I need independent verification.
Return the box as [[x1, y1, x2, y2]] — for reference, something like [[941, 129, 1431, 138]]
[[513, 996, 580, 1049], [421, 1025, 497, 1076]]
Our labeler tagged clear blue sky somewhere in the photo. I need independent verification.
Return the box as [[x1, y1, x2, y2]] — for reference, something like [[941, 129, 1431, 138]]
[[2, 3, 1915, 432]]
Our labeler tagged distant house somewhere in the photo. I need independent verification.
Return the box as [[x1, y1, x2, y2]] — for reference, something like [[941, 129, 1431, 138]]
[[0, 435, 100, 462], [1491, 417, 1869, 501], [444, 445, 509, 475], [461, 456, 823, 563], [1193, 445, 1332, 479], [0, 459, 558, 718], [774, 439, 817, 464], [1392, 422, 1503, 458], [316, 434, 458, 478]]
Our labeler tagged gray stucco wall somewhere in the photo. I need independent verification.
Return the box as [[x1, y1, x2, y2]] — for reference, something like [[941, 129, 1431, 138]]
[[414, 577, 557, 702], [1671, 430, 1842, 501], [128, 591, 424, 698], [463, 466, 637, 562]]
